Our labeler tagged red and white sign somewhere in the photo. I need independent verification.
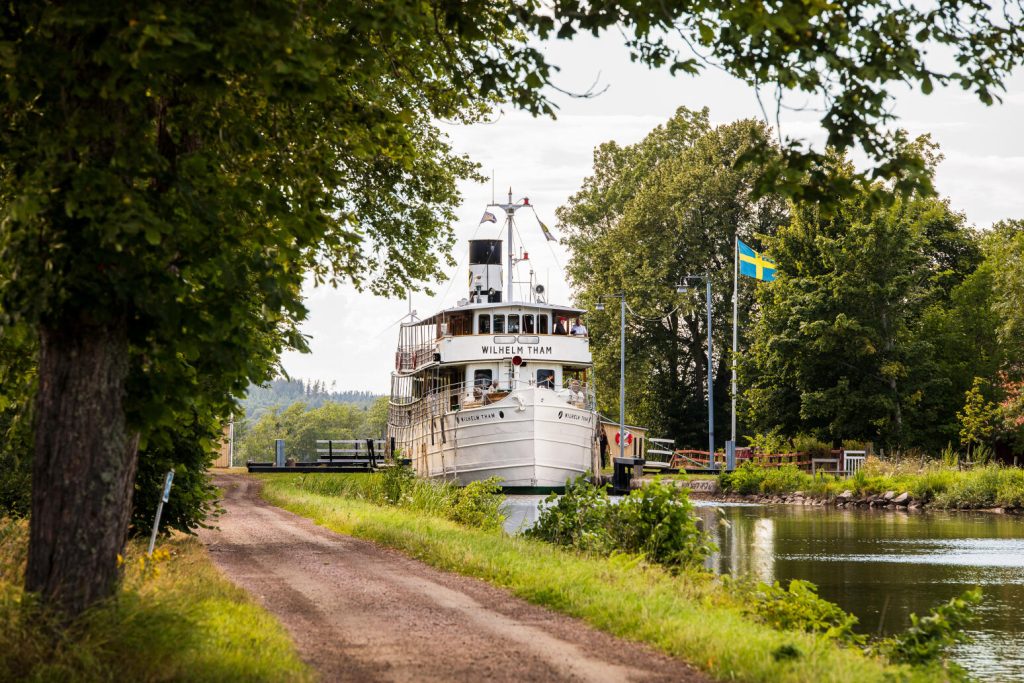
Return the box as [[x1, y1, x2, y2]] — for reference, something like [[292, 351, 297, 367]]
[[614, 430, 634, 446]]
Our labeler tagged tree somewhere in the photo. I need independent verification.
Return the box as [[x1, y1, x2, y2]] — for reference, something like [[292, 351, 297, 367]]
[[958, 378, 999, 461], [743, 155, 984, 450], [560, 109, 788, 445]]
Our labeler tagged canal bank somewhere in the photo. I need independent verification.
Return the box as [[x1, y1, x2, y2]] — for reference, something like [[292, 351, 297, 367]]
[[503, 491, 1024, 681]]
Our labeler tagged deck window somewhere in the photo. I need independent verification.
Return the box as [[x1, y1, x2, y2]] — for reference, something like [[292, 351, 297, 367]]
[[537, 314, 548, 334], [492, 315, 505, 333], [473, 369, 493, 387], [477, 315, 490, 334], [523, 314, 535, 333], [507, 314, 520, 333]]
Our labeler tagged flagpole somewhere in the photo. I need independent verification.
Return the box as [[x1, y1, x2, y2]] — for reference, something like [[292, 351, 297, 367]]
[[731, 234, 738, 447]]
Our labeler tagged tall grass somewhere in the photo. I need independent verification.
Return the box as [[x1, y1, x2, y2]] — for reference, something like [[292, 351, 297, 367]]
[[287, 468, 506, 530], [0, 519, 312, 682], [721, 459, 1024, 508]]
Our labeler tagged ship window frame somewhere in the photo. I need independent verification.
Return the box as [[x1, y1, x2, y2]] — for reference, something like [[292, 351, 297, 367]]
[[537, 314, 549, 334], [473, 369, 493, 387], [536, 368, 556, 388], [477, 314, 490, 334], [493, 314, 505, 334], [523, 314, 535, 333], [507, 314, 520, 333]]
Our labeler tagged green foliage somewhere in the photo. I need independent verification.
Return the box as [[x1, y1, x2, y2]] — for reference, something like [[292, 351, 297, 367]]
[[238, 399, 388, 462], [957, 377, 999, 460], [240, 379, 382, 423], [0, 526, 313, 682], [560, 110, 788, 445], [286, 470, 506, 531], [526, 477, 714, 570], [760, 465, 812, 495], [743, 169, 988, 452], [792, 434, 832, 458], [730, 577, 864, 646], [609, 480, 715, 568], [0, 325, 33, 517], [131, 415, 223, 537], [721, 463, 813, 496], [449, 479, 506, 531], [877, 588, 981, 674], [745, 430, 791, 455], [720, 462, 769, 495]]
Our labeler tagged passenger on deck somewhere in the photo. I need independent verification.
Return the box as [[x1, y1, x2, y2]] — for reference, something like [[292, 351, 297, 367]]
[[539, 371, 555, 389], [570, 319, 588, 336], [569, 379, 585, 406], [554, 318, 567, 335]]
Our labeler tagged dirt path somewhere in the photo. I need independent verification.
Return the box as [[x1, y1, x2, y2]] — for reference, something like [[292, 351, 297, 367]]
[[199, 474, 710, 682]]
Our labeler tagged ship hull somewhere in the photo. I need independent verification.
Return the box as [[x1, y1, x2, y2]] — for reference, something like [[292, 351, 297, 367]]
[[399, 387, 598, 489]]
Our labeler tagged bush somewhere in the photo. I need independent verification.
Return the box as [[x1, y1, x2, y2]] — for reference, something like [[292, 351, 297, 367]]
[[450, 478, 505, 531], [760, 465, 811, 494], [608, 480, 715, 568], [527, 477, 714, 571], [745, 429, 789, 455], [720, 462, 767, 495], [877, 588, 981, 677], [791, 434, 831, 458], [524, 475, 612, 552], [933, 465, 1001, 508], [995, 469, 1024, 508], [730, 577, 863, 646]]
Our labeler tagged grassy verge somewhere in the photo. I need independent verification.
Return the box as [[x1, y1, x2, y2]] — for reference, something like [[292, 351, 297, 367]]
[[721, 460, 1024, 508], [261, 473, 930, 683], [0, 519, 314, 682]]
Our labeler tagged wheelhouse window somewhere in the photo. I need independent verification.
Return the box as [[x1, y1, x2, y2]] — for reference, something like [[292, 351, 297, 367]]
[[492, 314, 505, 333], [473, 369, 493, 387], [477, 315, 490, 334], [537, 314, 549, 334], [536, 369, 556, 389], [523, 314, 535, 333], [507, 314, 520, 333]]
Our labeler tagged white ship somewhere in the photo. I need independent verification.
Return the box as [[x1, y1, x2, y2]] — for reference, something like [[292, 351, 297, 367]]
[[387, 191, 600, 490]]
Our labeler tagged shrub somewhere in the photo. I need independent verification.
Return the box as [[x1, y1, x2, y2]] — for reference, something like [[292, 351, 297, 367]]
[[791, 434, 831, 458], [877, 588, 981, 675], [730, 577, 863, 646], [760, 465, 811, 495], [933, 465, 1001, 508], [527, 477, 714, 570], [745, 429, 789, 455], [524, 476, 613, 552], [450, 478, 505, 531], [995, 469, 1024, 508], [720, 462, 767, 495], [608, 480, 715, 569]]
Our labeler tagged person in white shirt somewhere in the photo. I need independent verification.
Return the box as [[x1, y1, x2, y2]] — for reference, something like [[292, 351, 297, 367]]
[[570, 319, 588, 336]]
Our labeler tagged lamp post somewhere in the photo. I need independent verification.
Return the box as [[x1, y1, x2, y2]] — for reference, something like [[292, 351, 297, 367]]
[[595, 294, 627, 463], [679, 274, 715, 468]]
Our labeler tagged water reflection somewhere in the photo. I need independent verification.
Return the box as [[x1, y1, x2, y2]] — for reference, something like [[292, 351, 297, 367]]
[[504, 496, 1024, 681]]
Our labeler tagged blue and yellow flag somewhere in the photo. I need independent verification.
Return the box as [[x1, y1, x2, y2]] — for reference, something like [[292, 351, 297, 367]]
[[738, 240, 776, 282]]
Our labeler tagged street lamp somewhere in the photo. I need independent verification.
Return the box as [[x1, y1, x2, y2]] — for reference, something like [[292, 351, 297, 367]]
[[595, 294, 627, 465], [679, 274, 715, 469]]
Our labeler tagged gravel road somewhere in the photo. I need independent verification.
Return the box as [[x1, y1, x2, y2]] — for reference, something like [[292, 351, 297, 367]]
[[199, 475, 709, 682]]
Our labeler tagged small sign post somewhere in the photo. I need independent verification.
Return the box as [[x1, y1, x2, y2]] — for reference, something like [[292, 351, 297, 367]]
[[147, 470, 175, 556]]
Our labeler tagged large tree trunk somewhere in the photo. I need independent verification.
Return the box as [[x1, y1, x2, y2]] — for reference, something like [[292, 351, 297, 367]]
[[25, 317, 139, 618]]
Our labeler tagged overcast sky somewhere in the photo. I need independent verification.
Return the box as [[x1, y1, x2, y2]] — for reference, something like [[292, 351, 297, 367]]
[[281, 33, 1024, 394]]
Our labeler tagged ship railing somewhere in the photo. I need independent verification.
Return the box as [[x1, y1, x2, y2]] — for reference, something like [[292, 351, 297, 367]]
[[388, 379, 596, 432]]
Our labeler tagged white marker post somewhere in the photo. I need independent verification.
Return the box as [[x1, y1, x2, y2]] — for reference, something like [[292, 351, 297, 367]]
[[147, 470, 175, 556]]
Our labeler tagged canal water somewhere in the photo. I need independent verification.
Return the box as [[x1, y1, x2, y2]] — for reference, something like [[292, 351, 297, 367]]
[[503, 496, 1024, 681]]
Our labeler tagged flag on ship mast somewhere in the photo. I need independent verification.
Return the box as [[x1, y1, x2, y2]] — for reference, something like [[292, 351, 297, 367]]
[[479, 211, 497, 224], [537, 217, 557, 242]]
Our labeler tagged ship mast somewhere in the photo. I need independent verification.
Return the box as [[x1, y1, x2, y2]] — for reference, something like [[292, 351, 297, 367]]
[[489, 188, 530, 303]]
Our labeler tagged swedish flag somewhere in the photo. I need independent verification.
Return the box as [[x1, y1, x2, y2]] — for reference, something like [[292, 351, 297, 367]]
[[738, 240, 776, 282]]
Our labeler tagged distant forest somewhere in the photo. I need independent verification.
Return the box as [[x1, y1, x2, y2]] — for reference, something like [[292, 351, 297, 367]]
[[240, 378, 383, 421]]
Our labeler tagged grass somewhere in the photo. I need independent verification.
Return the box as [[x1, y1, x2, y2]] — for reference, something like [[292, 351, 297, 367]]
[[0, 519, 314, 682], [721, 459, 1024, 508], [260, 473, 936, 683]]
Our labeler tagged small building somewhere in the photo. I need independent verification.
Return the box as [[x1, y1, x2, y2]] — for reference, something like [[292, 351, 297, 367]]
[[598, 418, 648, 459], [211, 418, 235, 468]]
